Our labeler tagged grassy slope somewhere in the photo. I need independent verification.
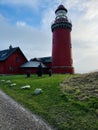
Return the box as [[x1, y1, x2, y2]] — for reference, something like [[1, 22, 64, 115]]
[[0, 73, 98, 130]]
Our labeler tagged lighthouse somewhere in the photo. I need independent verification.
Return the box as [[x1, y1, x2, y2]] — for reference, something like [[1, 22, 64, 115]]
[[51, 5, 74, 74]]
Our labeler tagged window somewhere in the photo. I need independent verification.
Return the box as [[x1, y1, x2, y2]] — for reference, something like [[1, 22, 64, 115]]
[[9, 66, 14, 72], [16, 57, 19, 63]]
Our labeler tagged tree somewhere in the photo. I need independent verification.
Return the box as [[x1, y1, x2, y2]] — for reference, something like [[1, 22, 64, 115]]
[[37, 63, 42, 77]]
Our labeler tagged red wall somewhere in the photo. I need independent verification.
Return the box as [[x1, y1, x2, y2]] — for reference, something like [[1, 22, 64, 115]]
[[44, 62, 52, 69], [52, 28, 74, 74], [20, 68, 38, 74], [20, 68, 47, 74], [0, 61, 6, 74]]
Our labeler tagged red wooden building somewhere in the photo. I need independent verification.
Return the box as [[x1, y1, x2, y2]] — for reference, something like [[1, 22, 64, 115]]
[[0, 46, 27, 74]]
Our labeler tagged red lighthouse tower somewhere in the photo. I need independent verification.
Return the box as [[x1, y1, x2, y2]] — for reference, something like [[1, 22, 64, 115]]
[[51, 5, 74, 74]]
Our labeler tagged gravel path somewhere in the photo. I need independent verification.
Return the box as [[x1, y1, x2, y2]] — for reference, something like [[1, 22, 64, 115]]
[[0, 90, 53, 130]]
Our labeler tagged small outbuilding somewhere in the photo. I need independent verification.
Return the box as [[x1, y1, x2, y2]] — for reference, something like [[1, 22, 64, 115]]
[[20, 60, 47, 74], [31, 56, 52, 69]]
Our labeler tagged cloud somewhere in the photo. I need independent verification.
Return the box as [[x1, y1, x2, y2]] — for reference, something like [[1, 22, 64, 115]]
[[74, 52, 98, 73], [16, 21, 27, 27], [83, 0, 98, 20], [41, 8, 55, 31], [0, 14, 52, 59]]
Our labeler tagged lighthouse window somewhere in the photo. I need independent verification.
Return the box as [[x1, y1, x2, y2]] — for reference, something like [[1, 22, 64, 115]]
[[71, 59, 73, 64]]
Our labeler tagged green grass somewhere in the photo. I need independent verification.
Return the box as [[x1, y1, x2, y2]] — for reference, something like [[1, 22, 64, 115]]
[[0, 73, 98, 130]]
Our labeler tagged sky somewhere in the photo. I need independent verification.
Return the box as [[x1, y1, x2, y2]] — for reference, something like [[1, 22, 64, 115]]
[[0, 0, 98, 73]]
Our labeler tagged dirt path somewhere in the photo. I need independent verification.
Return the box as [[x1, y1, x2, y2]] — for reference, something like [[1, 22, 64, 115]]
[[0, 90, 53, 130]]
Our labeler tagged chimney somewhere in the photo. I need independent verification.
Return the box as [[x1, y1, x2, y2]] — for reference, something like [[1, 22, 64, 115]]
[[9, 45, 13, 49]]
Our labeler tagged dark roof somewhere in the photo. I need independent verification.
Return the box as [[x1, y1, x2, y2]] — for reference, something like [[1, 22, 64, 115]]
[[55, 5, 67, 13], [31, 56, 52, 63], [31, 58, 41, 62], [20, 61, 46, 68], [0, 46, 27, 61], [39, 56, 52, 63]]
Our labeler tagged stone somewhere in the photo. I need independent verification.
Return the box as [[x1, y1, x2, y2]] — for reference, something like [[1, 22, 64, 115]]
[[6, 80, 11, 83], [21, 85, 31, 89], [34, 88, 42, 95], [10, 83, 16, 87], [0, 80, 5, 82]]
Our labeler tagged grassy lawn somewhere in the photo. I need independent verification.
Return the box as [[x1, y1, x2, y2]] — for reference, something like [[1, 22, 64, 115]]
[[0, 73, 98, 130]]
